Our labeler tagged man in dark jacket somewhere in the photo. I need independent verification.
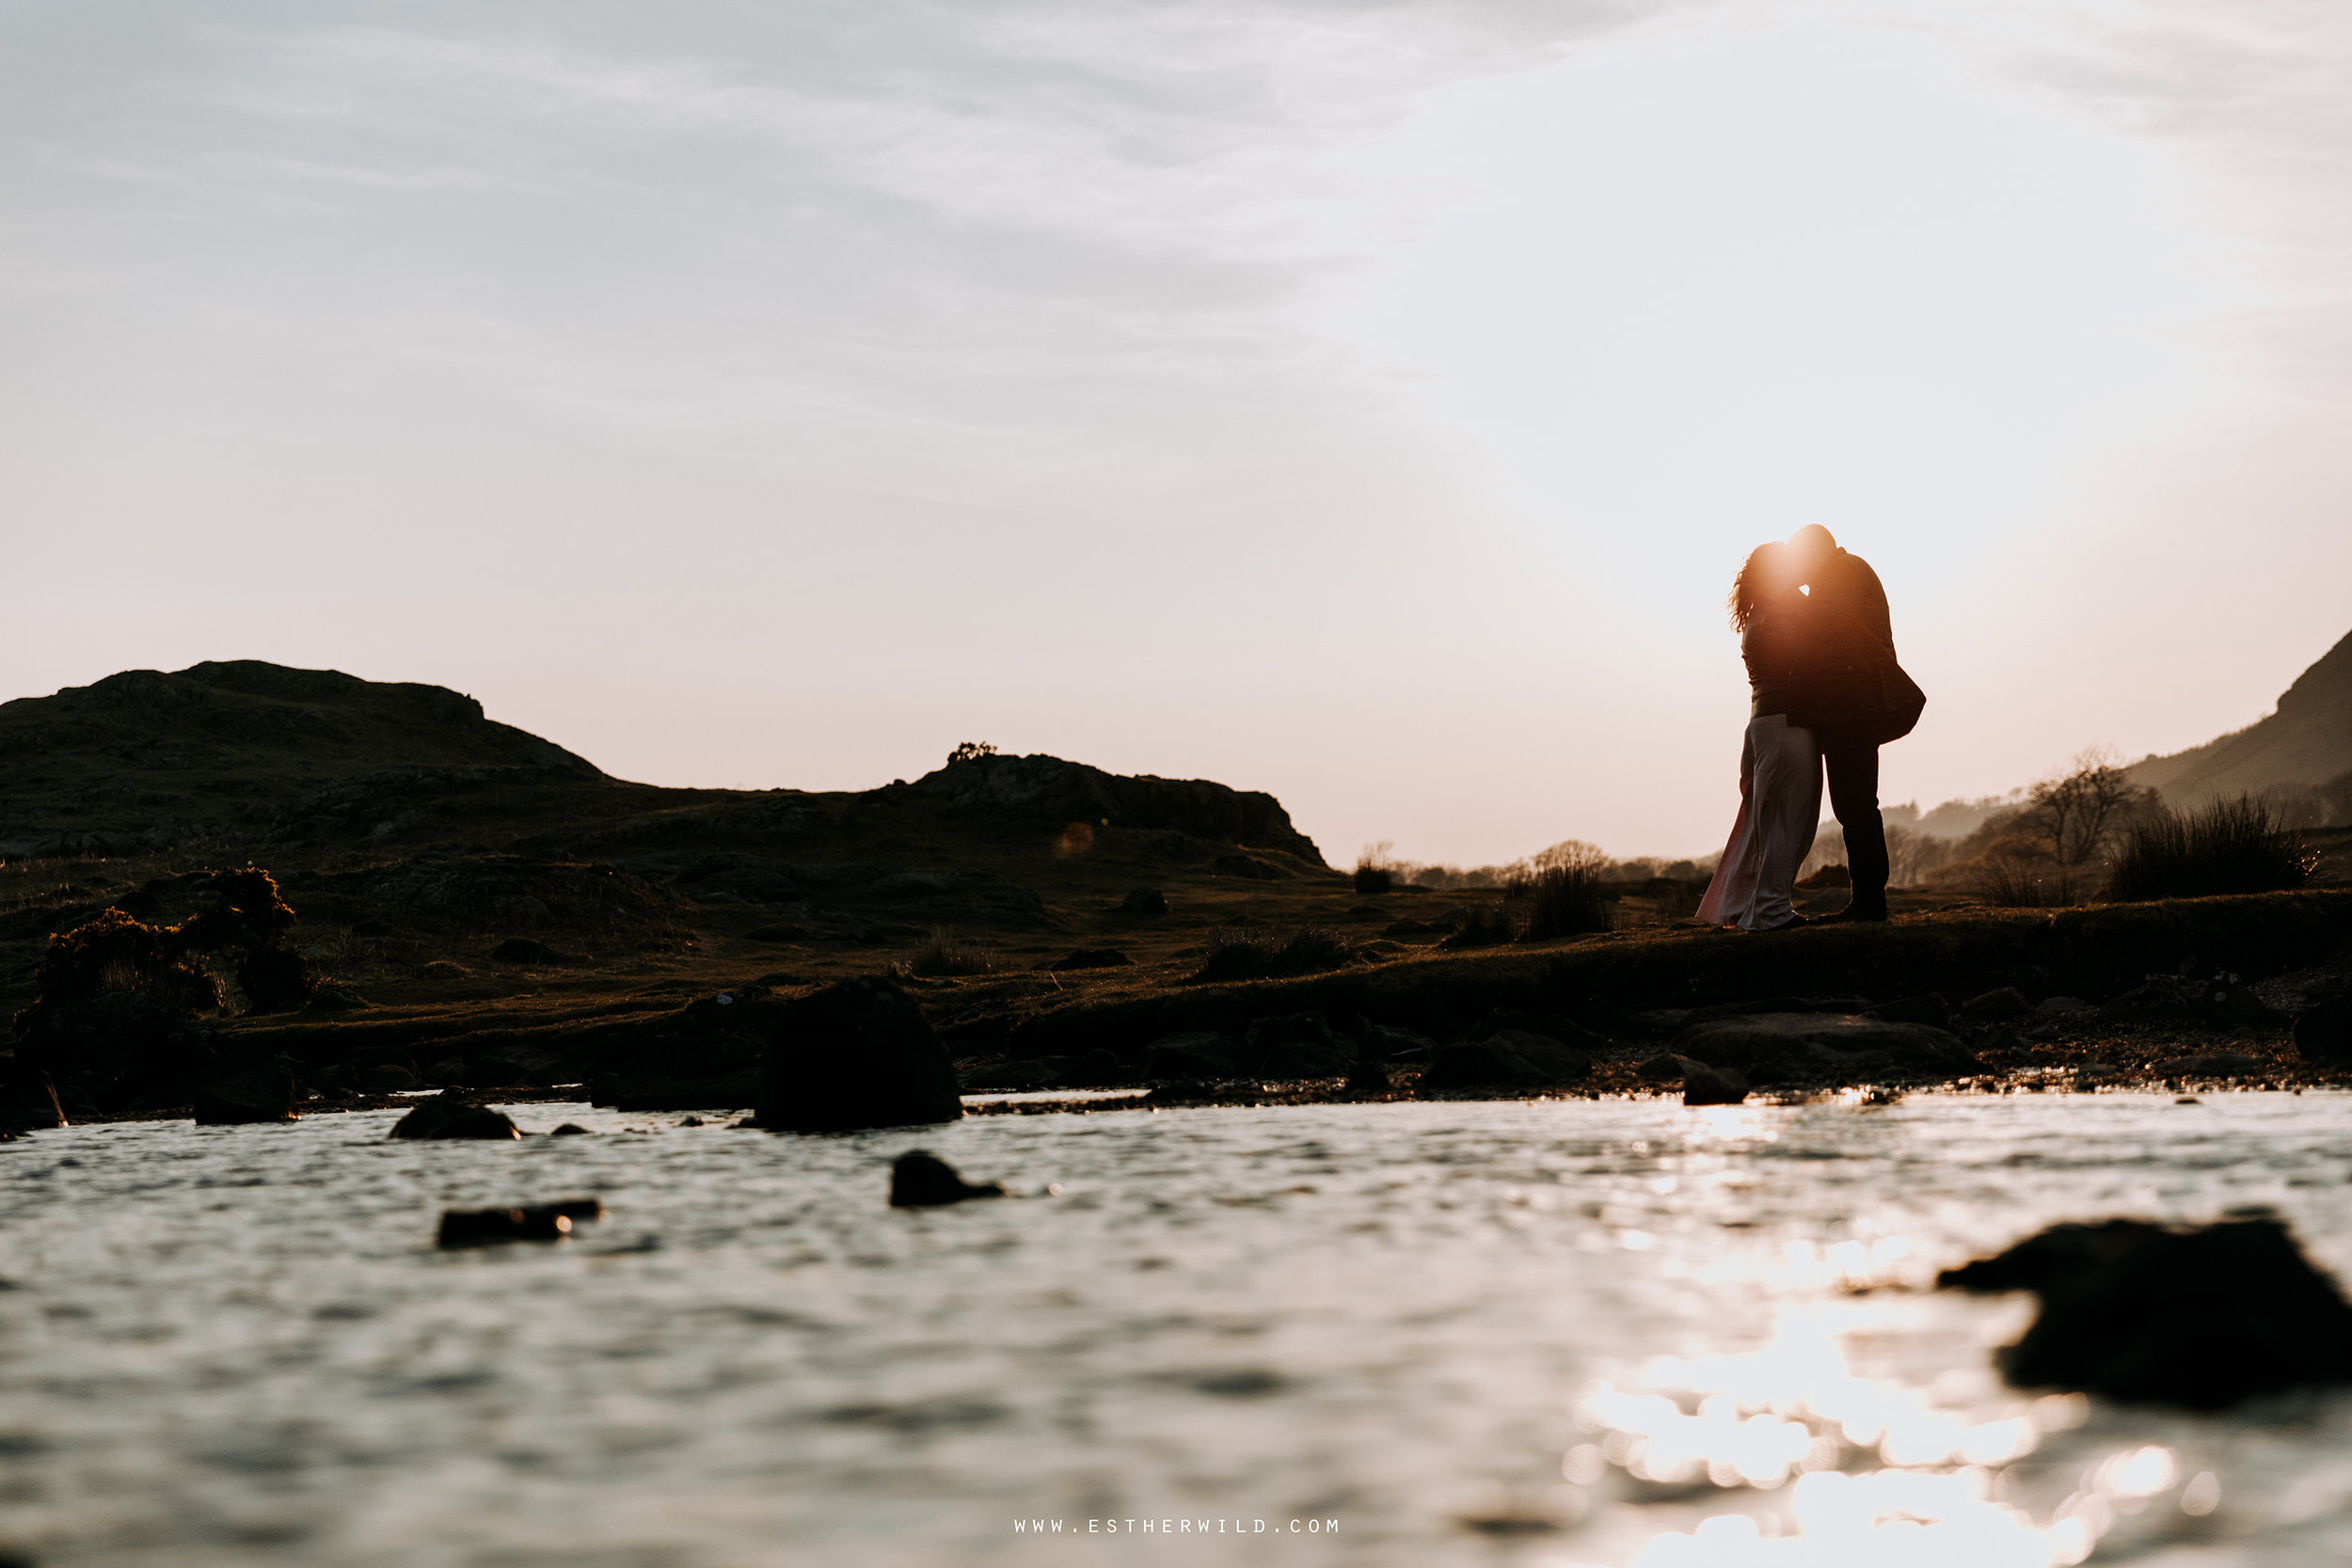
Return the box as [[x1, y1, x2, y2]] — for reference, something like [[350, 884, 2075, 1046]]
[[1787, 524, 1911, 922]]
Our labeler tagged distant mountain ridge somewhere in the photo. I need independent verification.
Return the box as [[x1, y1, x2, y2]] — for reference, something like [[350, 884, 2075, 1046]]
[[2128, 629, 2352, 808]]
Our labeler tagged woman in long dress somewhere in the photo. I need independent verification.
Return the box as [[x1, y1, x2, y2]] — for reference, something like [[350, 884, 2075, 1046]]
[[1696, 541, 1822, 932]]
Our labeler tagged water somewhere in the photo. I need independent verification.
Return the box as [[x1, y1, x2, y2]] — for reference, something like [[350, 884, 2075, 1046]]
[[5, 1092, 2352, 1566]]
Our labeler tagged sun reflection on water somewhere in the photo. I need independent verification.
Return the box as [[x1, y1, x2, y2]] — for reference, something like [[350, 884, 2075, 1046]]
[[1576, 1323, 2184, 1566]]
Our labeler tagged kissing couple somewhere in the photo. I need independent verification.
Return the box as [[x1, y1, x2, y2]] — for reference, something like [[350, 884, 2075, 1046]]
[[1697, 525, 1926, 933]]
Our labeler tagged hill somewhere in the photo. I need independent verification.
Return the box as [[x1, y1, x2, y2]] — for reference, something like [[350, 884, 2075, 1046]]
[[2129, 629, 2352, 813], [0, 661, 602, 858]]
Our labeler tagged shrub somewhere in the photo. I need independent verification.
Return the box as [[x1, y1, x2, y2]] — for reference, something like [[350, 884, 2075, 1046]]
[[17, 907, 221, 1024], [1511, 863, 1612, 940], [1190, 925, 1356, 984], [2104, 796, 2320, 903], [1352, 864, 1394, 895], [1438, 901, 1515, 949], [11, 867, 310, 1032]]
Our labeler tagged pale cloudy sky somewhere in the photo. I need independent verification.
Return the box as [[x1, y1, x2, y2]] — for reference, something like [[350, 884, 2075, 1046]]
[[5, 1, 2348, 863]]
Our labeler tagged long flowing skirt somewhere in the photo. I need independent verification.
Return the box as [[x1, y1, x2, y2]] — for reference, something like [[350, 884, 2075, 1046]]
[[1696, 714, 1823, 931]]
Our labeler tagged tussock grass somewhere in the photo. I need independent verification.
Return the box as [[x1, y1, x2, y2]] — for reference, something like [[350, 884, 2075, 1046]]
[[2105, 796, 2319, 902], [905, 927, 990, 977], [1511, 863, 1612, 940]]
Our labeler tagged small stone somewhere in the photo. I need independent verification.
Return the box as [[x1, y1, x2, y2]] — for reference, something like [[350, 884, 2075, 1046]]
[[1120, 888, 1168, 915], [889, 1149, 1008, 1208], [1344, 1056, 1390, 1094], [437, 1196, 604, 1248]]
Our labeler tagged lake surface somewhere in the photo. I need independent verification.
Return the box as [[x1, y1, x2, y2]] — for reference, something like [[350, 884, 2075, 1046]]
[[5, 1091, 2352, 1567]]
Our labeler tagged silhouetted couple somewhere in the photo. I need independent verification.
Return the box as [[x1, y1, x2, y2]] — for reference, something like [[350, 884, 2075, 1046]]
[[1697, 525, 1925, 933]]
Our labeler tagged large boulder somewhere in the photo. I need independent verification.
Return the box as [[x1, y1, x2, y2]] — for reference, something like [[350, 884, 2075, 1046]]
[[14, 991, 218, 1112], [193, 1069, 295, 1125], [1939, 1217, 2352, 1409], [0, 1065, 66, 1129], [756, 976, 963, 1132]]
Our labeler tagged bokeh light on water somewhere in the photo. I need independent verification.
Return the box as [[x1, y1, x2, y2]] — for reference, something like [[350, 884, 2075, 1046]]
[[4, 1092, 2352, 1564]]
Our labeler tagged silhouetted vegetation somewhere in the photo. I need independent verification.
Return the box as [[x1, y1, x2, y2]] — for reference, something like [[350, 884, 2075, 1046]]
[[1190, 925, 1355, 984], [2104, 796, 2319, 902], [1352, 863, 1394, 895], [946, 740, 998, 765], [1511, 861, 1612, 941], [13, 868, 312, 1030], [1438, 900, 1515, 949]]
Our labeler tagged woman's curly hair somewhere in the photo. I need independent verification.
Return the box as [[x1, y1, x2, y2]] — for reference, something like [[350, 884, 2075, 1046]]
[[1727, 540, 1790, 633]]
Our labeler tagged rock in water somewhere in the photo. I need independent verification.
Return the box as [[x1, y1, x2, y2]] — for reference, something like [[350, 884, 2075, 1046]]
[[193, 1070, 295, 1125], [1679, 1058, 1750, 1106], [437, 1196, 604, 1247], [890, 1149, 1008, 1208], [756, 976, 963, 1132], [389, 1089, 520, 1140], [434, 1108, 523, 1139], [1937, 1217, 2352, 1409]]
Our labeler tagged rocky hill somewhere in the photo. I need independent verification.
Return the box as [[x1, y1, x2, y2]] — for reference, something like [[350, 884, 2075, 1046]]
[[909, 751, 1323, 863], [2130, 629, 2352, 813], [0, 661, 604, 858]]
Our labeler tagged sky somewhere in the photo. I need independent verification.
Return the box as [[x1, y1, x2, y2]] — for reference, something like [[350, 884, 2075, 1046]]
[[5, 0, 2350, 864]]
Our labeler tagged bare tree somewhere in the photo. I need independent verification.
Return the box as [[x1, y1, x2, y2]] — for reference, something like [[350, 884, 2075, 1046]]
[[2023, 747, 2143, 865]]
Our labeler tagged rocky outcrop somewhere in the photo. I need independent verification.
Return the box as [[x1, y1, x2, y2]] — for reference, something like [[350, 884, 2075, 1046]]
[[908, 752, 1325, 864], [2128, 626, 2352, 805], [756, 977, 964, 1132], [1939, 1217, 2352, 1409]]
